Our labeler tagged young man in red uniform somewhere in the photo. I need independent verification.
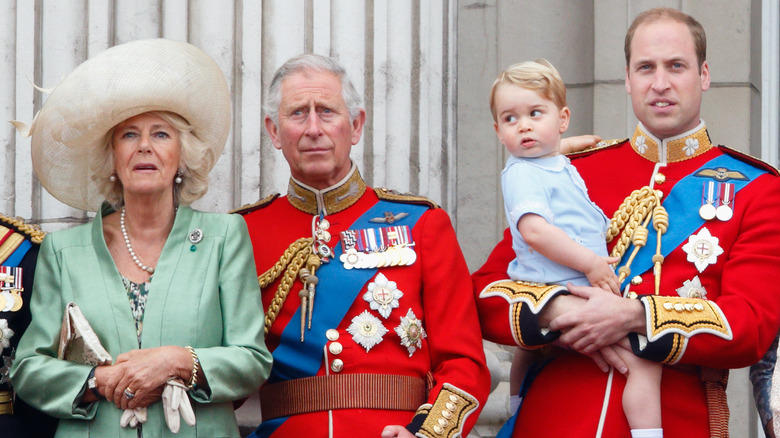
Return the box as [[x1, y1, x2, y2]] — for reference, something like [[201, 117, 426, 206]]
[[235, 54, 489, 438], [473, 8, 780, 437]]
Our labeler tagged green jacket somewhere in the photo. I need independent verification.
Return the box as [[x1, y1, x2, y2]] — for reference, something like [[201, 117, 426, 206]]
[[12, 205, 272, 437]]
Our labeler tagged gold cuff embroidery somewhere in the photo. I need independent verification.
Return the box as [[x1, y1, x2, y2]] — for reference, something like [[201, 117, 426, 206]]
[[642, 295, 732, 343], [663, 332, 686, 364], [509, 302, 547, 349], [479, 280, 567, 314], [416, 384, 479, 438]]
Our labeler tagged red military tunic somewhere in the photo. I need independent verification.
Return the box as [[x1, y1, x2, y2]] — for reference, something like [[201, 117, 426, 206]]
[[473, 124, 780, 437], [237, 166, 489, 438]]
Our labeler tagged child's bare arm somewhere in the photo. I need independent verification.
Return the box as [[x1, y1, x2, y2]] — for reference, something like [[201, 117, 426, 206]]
[[561, 135, 602, 154], [518, 214, 619, 294]]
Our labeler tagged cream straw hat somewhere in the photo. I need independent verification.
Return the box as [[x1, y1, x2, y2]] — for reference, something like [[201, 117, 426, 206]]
[[25, 38, 230, 212]]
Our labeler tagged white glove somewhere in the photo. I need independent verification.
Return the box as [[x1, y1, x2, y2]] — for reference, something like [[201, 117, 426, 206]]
[[120, 407, 147, 428], [162, 378, 196, 433]]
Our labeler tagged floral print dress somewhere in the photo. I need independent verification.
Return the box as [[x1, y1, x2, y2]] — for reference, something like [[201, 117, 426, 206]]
[[121, 276, 150, 438], [122, 276, 150, 347]]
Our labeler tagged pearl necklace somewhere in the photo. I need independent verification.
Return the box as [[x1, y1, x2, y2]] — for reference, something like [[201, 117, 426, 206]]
[[120, 208, 155, 274]]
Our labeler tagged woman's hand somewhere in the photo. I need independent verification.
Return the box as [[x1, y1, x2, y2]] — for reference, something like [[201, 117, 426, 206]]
[[97, 346, 192, 410], [381, 425, 416, 438]]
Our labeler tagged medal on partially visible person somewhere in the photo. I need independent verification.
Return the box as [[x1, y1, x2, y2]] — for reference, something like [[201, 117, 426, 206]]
[[0, 267, 22, 312]]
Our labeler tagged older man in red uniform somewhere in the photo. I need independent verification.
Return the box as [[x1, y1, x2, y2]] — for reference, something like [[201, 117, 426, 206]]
[[235, 54, 489, 438], [473, 8, 780, 437]]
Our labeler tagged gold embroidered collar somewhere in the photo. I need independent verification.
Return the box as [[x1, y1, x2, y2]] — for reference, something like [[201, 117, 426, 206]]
[[631, 122, 713, 163], [287, 164, 367, 216]]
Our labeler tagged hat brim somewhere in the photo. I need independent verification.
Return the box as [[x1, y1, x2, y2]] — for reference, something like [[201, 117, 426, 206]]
[[30, 38, 231, 212]]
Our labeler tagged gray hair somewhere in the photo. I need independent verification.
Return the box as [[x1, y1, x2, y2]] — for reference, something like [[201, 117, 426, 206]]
[[264, 54, 363, 126], [90, 111, 214, 209]]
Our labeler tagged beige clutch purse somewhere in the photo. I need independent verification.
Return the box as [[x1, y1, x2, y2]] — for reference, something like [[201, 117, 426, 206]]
[[57, 302, 112, 366]]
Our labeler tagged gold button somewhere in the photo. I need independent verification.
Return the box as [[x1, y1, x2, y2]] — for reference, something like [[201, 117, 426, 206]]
[[673, 303, 684, 312], [441, 410, 452, 419], [654, 173, 666, 185], [331, 359, 343, 373], [433, 425, 444, 434], [438, 418, 448, 427], [326, 329, 339, 341], [684, 303, 694, 312], [328, 342, 343, 355], [694, 303, 705, 311], [449, 394, 459, 403], [445, 402, 456, 411], [663, 302, 673, 311], [630, 276, 643, 285]]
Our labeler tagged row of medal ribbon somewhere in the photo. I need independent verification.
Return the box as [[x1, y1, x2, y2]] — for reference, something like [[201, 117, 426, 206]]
[[699, 181, 735, 222], [0, 266, 23, 312], [339, 225, 417, 270]]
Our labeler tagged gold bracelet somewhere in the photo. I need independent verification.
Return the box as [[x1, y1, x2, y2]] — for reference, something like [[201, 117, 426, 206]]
[[184, 345, 200, 391]]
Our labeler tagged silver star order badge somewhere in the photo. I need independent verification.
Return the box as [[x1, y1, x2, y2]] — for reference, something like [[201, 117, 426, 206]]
[[347, 310, 388, 352], [682, 227, 723, 272], [0, 319, 14, 349], [395, 309, 427, 357], [363, 273, 403, 318], [676, 276, 708, 299]]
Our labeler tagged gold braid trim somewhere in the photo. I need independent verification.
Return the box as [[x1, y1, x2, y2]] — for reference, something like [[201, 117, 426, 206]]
[[640, 295, 732, 342], [260, 238, 314, 334], [416, 383, 479, 438], [0, 214, 45, 244], [479, 280, 567, 314], [606, 187, 668, 294]]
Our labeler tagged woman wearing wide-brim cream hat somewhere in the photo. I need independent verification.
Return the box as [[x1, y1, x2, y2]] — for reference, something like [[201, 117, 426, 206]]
[[11, 38, 272, 437]]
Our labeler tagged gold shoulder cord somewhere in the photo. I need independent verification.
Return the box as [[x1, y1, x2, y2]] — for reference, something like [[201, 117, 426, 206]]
[[606, 186, 669, 296], [0, 213, 45, 244], [260, 237, 312, 334], [259, 237, 322, 339]]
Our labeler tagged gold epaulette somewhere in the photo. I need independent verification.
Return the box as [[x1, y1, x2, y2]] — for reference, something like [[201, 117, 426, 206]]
[[719, 145, 780, 177], [0, 214, 45, 244], [229, 193, 281, 215], [479, 280, 567, 314], [374, 188, 438, 209], [566, 138, 629, 158], [640, 295, 732, 343], [416, 383, 479, 438]]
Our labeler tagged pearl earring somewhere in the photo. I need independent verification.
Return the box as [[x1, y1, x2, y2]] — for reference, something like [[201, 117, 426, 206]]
[[109, 173, 117, 182], [175, 171, 183, 184]]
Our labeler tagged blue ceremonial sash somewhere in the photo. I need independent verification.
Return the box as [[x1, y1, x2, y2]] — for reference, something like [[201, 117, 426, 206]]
[[252, 200, 428, 437], [496, 410, 518, 438], [616, 153, 768, 288], [2, 239, 31, 267]]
